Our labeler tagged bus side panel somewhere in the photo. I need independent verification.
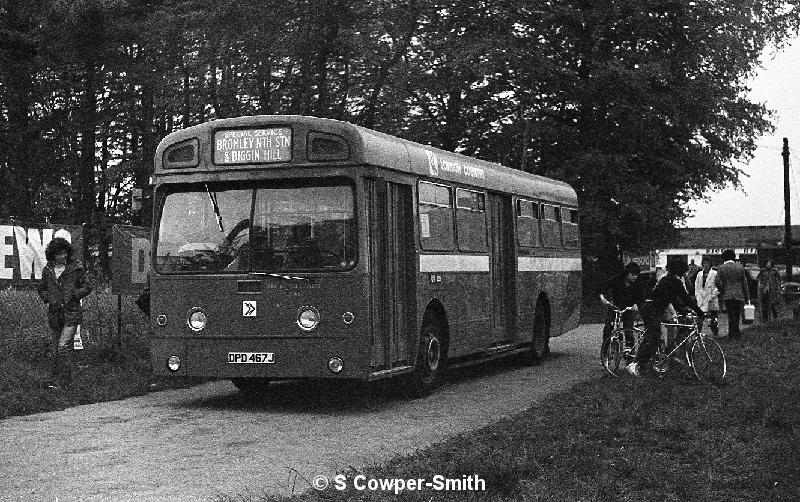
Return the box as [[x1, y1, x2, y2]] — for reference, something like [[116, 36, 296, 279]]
[[416, 270, 493, 358], [515, 258, 582, 341]]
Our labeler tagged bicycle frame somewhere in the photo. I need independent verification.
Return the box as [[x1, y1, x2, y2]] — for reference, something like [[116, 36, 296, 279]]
[[654, 313, 726, 382], [653, 318, 697, 372], [602, 305, 644, 376]]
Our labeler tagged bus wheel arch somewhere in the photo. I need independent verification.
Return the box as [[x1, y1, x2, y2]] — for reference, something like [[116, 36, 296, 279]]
[[525, 294, 551, 365], [409, 301, 449, 397]]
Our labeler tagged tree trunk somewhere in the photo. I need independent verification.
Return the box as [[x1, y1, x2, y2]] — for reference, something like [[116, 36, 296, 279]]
[[139, 80, 155, 227], [1, 6, 36, 219]]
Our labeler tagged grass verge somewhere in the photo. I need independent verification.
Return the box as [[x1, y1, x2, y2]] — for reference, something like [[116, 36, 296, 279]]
[[226, 319, 800, 502], [0, 288, 201, 419], [0, 332, 202, 419]]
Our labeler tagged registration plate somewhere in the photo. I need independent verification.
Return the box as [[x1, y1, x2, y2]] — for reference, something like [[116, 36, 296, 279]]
[[227, 352, 275, 364]]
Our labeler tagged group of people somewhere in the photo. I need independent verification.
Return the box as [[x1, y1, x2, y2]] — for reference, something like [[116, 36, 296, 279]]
[[600, 249, 783, 377]]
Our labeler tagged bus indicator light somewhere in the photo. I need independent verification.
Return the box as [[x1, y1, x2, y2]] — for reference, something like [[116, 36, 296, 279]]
[[328, 357, 344, 373], [167, 355, 181, 372]]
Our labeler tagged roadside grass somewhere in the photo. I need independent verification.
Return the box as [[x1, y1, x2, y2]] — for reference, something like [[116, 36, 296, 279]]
[[0, 287, 200, 419], [227, 319, 800, 502]]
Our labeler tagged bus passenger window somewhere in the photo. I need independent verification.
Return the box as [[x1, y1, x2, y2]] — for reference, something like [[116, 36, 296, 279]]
[[562, 208, 580, 248], [541, 203, 561, 248], [418, 182, 454, 251], [516, 199, 539, 248], [456, 189, 487, 252]]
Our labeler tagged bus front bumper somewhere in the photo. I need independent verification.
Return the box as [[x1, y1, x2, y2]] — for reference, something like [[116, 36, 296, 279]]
[[151, 336, 368, 380]]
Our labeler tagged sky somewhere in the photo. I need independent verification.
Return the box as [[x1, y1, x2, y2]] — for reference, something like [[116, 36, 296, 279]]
[[684, 39, 800, 228]]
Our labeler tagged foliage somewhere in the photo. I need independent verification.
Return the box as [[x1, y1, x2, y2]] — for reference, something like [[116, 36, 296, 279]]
[[1, 0, 799, 267]]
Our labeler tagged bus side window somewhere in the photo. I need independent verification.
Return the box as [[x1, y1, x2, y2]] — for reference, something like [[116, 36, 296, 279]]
[[515, 199, 539, 248], [562, 208, 580, 248], [541, 203, 561, 248], [418, 181, 454, 251], [455, 189, 487, 252]]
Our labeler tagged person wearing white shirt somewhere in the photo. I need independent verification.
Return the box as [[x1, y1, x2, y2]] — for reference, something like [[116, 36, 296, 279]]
[[694, 257, 719, 336]]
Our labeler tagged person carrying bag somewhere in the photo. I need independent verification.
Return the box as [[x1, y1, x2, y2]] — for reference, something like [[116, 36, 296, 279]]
[[37, 237, 93, 389]]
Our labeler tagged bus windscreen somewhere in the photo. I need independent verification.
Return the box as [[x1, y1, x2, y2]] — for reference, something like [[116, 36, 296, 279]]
[[156, 182, 356, 273]]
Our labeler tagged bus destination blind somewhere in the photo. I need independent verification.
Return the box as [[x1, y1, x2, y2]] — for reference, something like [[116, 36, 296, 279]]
[[214, 127, 292, 165]]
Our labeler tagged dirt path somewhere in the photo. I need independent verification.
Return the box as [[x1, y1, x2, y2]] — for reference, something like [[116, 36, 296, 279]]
[[0, 324, 603, 502]]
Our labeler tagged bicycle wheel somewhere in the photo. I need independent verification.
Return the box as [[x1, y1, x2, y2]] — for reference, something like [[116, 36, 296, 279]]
[[601, 333, 626, 377], [689, 335, 726, 383]]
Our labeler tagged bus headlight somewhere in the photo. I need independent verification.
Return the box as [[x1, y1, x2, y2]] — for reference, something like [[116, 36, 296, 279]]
[[297, 306, 320, 332], [187, 308, 207, 331], [167, 355, 181, 372]]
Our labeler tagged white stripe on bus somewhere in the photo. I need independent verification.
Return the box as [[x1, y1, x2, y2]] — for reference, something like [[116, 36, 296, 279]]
[[419, 254, 490, 272], [419, 255, 582, 273], [517, 256, 582, 272]]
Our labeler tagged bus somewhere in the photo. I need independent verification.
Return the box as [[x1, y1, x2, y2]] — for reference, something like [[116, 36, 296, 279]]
[[149, 115, 581, 397]]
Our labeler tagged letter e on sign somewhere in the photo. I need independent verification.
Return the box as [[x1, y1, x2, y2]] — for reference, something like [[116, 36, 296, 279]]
[[242, 301, 257, 317], [0, 225, 15, 280]]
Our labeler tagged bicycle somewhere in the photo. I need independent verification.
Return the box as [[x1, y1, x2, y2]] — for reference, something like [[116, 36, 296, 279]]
[[601, 305, 645, 377], [653, 312, 726, 383]]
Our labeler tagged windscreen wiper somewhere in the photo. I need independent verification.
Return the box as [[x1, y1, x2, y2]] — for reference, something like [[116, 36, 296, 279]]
[[204, 183, 225, 232]]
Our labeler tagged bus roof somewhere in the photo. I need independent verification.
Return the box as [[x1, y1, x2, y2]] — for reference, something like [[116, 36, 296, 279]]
[[155, 115, 578, 206]]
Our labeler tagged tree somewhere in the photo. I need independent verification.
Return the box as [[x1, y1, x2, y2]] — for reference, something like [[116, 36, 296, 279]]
[[0, 0, 48, 220], [495, 0, 798, 265], [2, 0, 799, 278]]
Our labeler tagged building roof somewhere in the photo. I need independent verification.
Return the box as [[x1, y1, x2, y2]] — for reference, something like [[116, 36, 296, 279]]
[[674, 225, 800, 249]]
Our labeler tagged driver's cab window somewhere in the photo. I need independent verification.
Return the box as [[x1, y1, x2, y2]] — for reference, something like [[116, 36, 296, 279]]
[[156, 187, 252, 272], [252, 184, 356, 271]]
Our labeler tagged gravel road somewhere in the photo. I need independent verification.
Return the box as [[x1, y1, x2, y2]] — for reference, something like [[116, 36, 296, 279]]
[[0, 323, 603, 502]]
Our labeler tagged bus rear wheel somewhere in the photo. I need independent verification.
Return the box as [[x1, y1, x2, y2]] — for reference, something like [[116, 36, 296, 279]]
[[231, 377, 272, 396], [524, 303, 550, 365], [409, 315, 445, 398]]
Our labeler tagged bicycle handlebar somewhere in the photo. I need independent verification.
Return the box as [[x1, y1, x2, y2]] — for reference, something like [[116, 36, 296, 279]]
[[664, 311, 705, 328], [607, 303, 636, 314]]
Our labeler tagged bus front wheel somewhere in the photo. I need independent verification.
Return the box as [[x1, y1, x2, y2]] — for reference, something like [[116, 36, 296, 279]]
[[409, 315, 445, 398], [231, 377, 272, 396]]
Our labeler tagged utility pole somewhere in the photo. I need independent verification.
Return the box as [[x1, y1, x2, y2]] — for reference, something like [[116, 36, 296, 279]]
[[783, 138, 793, 282]]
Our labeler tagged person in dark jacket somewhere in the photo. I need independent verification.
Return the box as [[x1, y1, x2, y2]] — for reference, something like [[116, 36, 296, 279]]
[[599, 262, 645, 353], [37, 237, 93, 388], [756, 259, 781, 322], [629, 257, 704, 377], [714, 249, 750, 338]]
